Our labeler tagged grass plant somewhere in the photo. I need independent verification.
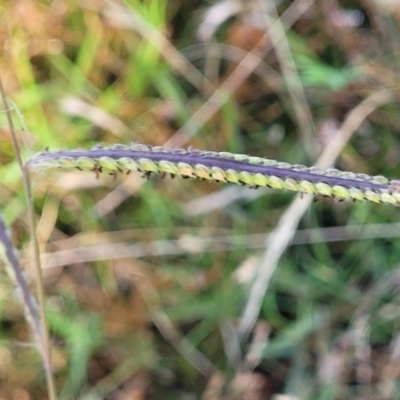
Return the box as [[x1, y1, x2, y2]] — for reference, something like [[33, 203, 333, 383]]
[[2, 1, 400, 399]]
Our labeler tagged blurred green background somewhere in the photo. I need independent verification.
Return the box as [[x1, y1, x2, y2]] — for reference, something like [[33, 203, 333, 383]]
[[2, 0, 400, 399]]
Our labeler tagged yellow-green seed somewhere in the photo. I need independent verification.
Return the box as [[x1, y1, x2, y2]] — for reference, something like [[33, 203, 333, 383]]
[[210, 166, 227, 182], [269, 176, 285, 190], [356, 173, 370, 181], [158, 160, 179, 175], [98, 157, 119, 171], [225, 169, 240, 184], [261, 159, 278, 167], [202, 151, 219, 158], [325, 168, 340, 177], [58, 157, 79, 168], [283, 178, 299, 192], [110, 144, 129, 150], [392, 191, 400, 203], [177, 162, 196, 178], [339, 171, 357, 179], [218, 152, 235, 159], [137, 158, 158, 173], [131, 144, 151, 152], [247, 156, 265, 165], [152, 146, 169, 153], [309, 167, 325, 175], [380, 192, 397, 205], [371, 175, 389, 185], [364, 190, 381, 203], [75, 157, 98, 170], [349, 187, 364, 201], [299, 180, 316, 195], [315, 182, 332, 197], [253, 173, 269, 187], [331, 185, 350, 199], [117, 157, 139, 171], [292, 164, 308, 172], [194, 164, 211, 180], [238, 171, 254, 185], [233, 153, 250, 162], [277, 162, 291, 169]]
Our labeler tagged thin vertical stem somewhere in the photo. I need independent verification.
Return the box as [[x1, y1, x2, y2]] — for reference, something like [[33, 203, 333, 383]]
[[0, 78, 57, 400]]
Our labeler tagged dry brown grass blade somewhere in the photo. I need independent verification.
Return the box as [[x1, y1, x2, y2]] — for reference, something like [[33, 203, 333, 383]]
[[37, 218, 400, 270], [166, 0, 314, 147], [262, 0, 317, 156]]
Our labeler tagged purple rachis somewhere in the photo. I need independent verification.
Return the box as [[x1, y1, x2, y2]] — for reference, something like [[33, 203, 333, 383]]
[[28, 149, 392, 192]]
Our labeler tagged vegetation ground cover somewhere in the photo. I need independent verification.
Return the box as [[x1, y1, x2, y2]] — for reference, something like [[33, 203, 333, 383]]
[[1, 1, 400, 399]]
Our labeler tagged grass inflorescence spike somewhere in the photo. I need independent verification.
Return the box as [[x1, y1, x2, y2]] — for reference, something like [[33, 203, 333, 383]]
[[0, 214, 40, 339], [26, 143, 400, 206]]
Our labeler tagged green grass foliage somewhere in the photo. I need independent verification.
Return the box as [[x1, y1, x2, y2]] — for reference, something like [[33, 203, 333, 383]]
[[2, 1, 400, 399]]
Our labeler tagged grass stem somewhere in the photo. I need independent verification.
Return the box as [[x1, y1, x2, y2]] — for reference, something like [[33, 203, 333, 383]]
[[0, 77, 57, 400]]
